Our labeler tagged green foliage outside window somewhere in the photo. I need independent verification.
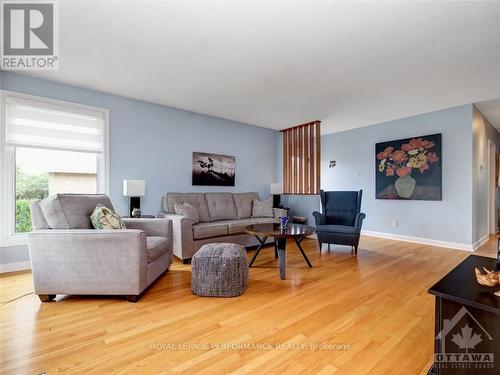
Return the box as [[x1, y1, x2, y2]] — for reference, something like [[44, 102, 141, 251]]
[[15, 168, 49, 233]]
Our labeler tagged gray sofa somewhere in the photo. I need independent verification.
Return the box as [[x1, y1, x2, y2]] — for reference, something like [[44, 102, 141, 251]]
[[159, 192, 287, 262], [28, 194, 173, 302]]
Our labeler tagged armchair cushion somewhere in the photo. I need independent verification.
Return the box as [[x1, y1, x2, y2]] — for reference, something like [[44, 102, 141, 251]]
[[40, 194, 114, 229], [316, 224, 361, 235], [146, 236, 169, 263]]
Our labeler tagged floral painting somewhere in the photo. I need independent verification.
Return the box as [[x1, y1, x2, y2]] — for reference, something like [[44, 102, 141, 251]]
[[376, 134, 442, 200]]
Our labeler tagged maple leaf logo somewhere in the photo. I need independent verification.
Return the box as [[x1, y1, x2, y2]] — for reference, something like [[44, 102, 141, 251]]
[[451, 324, 482, 351]]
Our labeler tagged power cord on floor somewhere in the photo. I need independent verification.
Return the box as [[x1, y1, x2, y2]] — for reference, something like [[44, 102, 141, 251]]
[[0, 292, 35, 304]]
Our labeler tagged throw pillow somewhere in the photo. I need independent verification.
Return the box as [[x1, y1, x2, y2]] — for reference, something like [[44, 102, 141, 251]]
[[174, 202, 199, 224], [90, 204, 127, 230], [251, 197, 274, 218]]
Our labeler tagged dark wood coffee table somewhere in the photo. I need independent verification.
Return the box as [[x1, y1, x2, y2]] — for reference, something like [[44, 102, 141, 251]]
[[427, 255, 500, 375], [244, 223, 315, 280]]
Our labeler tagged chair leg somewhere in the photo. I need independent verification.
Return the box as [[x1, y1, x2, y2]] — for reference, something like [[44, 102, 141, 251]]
[[318, 242, 322, 254], [328, 243, 331, 252], [127, 294, 142, 303], [354, 245, 358, 255], [38, 294, 56, 302]]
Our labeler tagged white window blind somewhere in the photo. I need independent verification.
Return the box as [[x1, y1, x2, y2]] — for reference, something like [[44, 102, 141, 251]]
[[5, 97, 105, 153]]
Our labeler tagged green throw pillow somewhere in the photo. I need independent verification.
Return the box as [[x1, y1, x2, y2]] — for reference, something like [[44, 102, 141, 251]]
[[90, 204, 126, 230]]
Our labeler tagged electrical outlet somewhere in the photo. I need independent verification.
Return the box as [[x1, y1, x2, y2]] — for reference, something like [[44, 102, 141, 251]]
[[392, 219, 399, 228]]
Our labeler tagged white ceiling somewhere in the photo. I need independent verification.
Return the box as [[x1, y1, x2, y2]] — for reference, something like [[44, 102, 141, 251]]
[[19, 1, 500, 134]]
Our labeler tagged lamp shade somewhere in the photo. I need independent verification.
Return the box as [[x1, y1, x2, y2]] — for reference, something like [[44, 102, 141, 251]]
[[123, 180, 145, 197], [270, 182, 283, 195]]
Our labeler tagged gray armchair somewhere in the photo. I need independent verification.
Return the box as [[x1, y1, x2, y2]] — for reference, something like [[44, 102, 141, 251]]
[[312, 190, 366, 255], [28, 194, 173, 302]]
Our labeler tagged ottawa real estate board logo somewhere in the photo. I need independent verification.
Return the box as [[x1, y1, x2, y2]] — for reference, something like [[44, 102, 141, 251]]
[[435, 306, 495, 371], [1, 1, 59, 70]]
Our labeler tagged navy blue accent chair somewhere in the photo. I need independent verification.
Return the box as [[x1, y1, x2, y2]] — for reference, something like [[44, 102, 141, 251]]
[[312, 190, 366, 255]]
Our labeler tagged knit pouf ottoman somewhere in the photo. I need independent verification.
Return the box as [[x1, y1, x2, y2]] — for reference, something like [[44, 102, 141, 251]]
[[191, 243, 248, 297]]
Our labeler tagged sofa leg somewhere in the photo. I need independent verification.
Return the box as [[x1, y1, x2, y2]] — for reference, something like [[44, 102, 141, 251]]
[[328, 243, 331, 252], [318, 242, 322, 254], [182, 258, 191, 264], [354, 246, 358, 255], [38, 294, 56, 302], [127, 294, 141, 303]]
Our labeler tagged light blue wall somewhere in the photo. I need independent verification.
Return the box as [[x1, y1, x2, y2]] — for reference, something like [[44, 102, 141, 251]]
[[0, 71, 279, 266], [283, 105, 475, 246], [472, 106, 500, 243]]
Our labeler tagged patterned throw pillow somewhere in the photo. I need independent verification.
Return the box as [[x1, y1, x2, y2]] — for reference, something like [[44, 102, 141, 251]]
[[90, 204, 127, 229], [251, 197, 274, 218], [174, 202, 199, 224]]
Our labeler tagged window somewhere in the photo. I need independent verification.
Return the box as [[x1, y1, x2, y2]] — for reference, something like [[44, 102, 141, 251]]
[[1, 92, 108, 244], [282, 120, 321, 195]]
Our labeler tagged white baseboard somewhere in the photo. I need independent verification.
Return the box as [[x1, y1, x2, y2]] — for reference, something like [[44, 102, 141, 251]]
[[0, 261, 31, 273], [361, 230, 474, 251], [472, 234, 490, 251]]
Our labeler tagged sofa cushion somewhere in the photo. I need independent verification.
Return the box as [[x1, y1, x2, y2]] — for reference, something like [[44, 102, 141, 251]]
[[251, 197, 274, 218], [174, 202, 199, 224], [206, 193, 238, 221], [146, 236, 168, 263], [192, 222, 229, 240], [224, 218, 277, 235], [165, 193, 210, 222], [40, 194, 114, 229], [233, 192, 259, 219]]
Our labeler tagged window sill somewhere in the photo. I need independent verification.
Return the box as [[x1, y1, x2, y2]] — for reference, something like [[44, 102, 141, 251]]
[[0, 235, 28, 248]]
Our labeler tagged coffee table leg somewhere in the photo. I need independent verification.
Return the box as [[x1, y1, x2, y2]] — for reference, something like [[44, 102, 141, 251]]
[[249, 236, 267, 267], [294, 237, 312, 268], [277, 237, 287, 280]]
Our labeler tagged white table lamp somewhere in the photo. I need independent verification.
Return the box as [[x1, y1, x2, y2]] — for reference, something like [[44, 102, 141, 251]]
[[123, 180, 145, 217], [270, 182, 283, 208]]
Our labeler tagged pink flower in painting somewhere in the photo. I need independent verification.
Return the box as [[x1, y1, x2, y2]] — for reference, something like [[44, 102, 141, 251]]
[[386, 167, 394, 176], [391, 150, 406, 162], [377, 146, 394, 160], [427, 152, 439, 163], [419, 163, 429, 173], [423, 141, 435, 149], [396, 166, 411, 177], [408, 138, 425, 150]]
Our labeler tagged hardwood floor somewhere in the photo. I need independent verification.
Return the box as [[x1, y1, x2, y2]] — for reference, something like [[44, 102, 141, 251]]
[[0, 235, 497, 375]]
